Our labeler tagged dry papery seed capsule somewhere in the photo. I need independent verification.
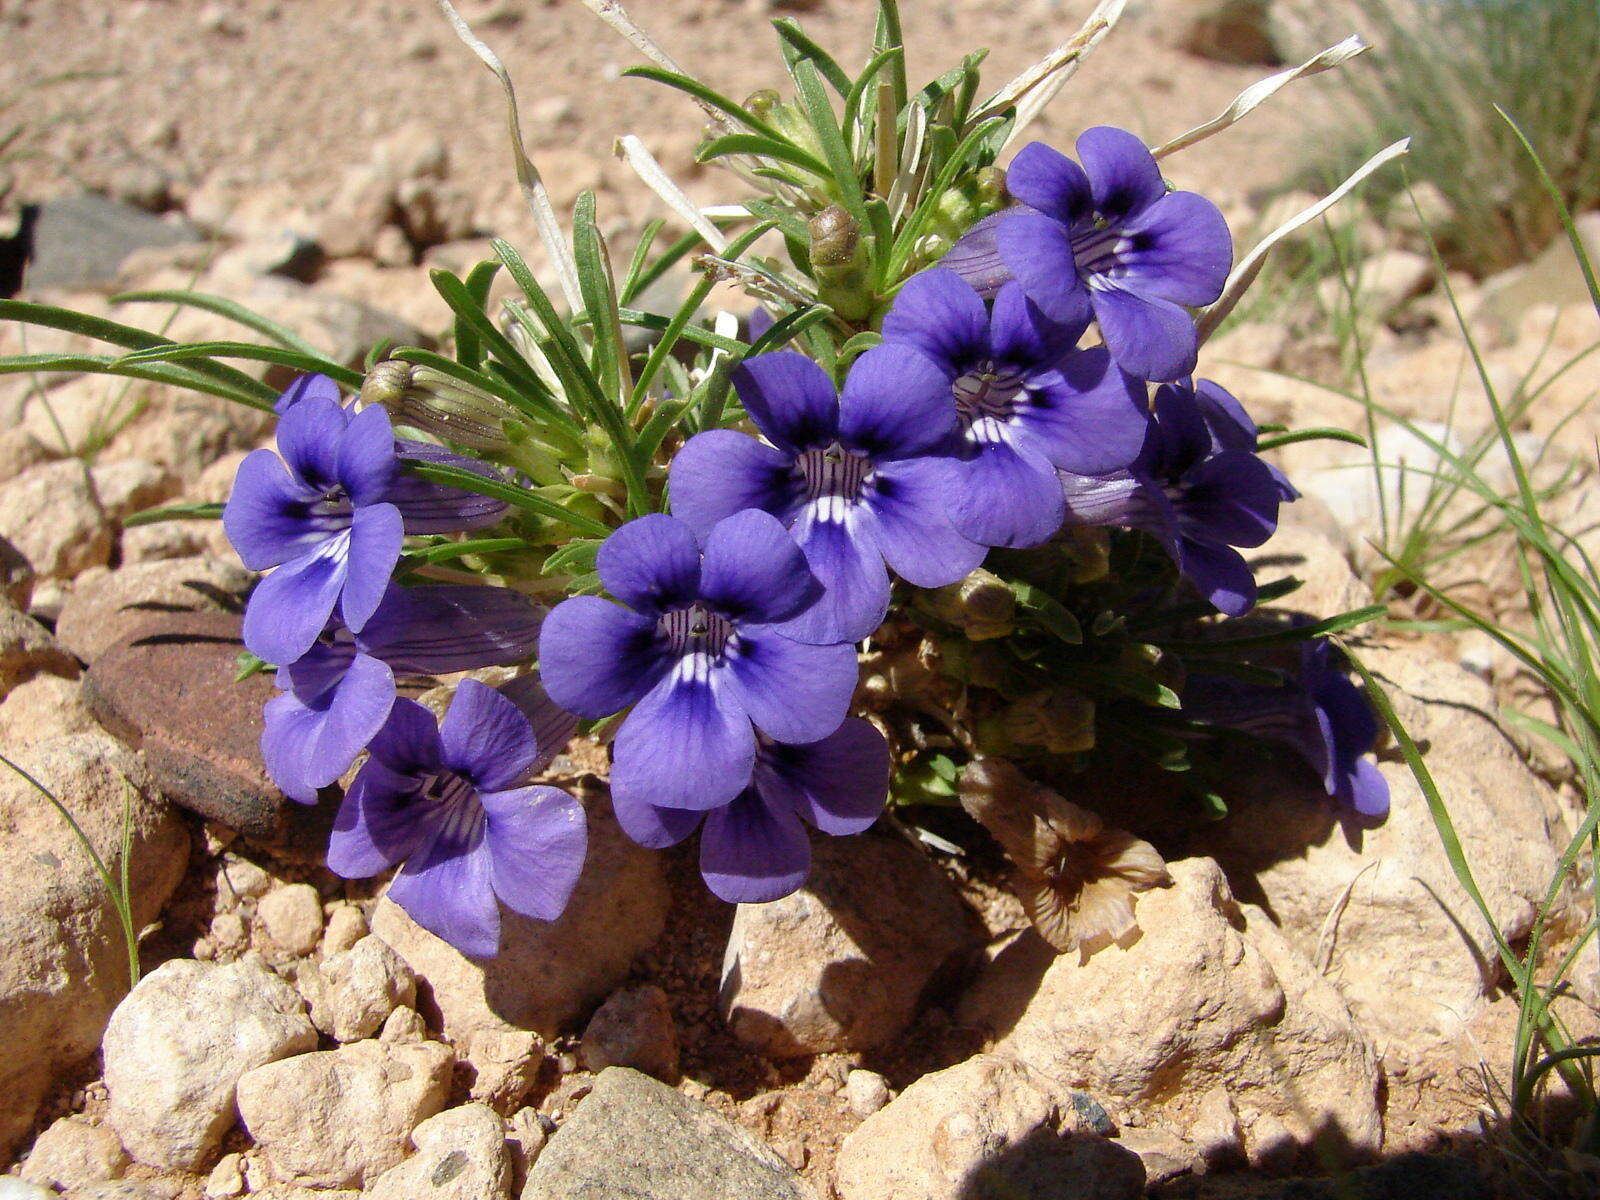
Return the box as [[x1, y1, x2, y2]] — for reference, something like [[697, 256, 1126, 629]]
[[361, 360, 520, 452]]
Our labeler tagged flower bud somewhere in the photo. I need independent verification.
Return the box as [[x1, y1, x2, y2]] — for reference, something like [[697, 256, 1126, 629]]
[[1002, 688, 1095, 755], [924, 569, 1016, 641], [809, 205, 860, 269], [361, 361, 521, 452], [809, 205, 872, 322]]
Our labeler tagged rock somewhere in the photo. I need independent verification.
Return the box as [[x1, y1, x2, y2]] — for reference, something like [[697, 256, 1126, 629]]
[[236, 1039, 454, 1188], [371, 788, 668, 1041], [364, 1104, 511, 1200], [25, 192, 201, 290], [19, 1116, 129, 1191], [960, 859, 1383, 1168], [464, 1029, 542, 1108], [72, 1185, 180, 1200], [505, 1109, 549, 1189], [85, 611, 329, 852], [0, 673, 101, 742], [844, 1068, 890, 1116], [257, 882, 325, 956], [103, 958, 318, 1171], [55, 557, 251, 663], [1249, 515, 1366, 621], [321, 905, 368, 956], [833, 1053, 1141, 1200], [1316, 249, 1436, 323], [0, 733, 188, 1166], [579, 985, 679, 1082], [1166, 0, 1280, 65], [0, 1180, 57, 1200], [521, 1067, 813, 1200], [1476, 211, 1600, 330], [0, 461, 113, 579], [1194, 643, 1566, 1057], [0, 594, 76, 699], [719, 831, 980, 1057], [306, 935, 417, 1042], [0, 532, 33, 606], [204, 1152, 245, 1198], [0, 428, 53, 487], [380, 1005, 430, 1044], [1114, 1127, 1199, 1187]]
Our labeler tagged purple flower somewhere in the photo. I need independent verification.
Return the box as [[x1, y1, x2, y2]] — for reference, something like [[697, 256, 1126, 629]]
[[1188, 377, 1298, 502], [327, 678, 587, 958], [669, 349, 986, 644], [538, 511, 859, 814], [225, 393, 507, 665], [938, 210, 1012, 300], [1057, 378, 1284, 616], [262, 583, 547, 803], [1186, 638, 1390, 818], [273, 372, 341, 415], [880, 268, 1148, 548], [613, 718, 890, 902], [996, 129, 1232, 382]]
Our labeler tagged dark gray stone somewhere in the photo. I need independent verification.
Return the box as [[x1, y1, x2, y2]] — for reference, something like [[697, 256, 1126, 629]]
[[521, 1068, 812, 1200], [25, 192, 201, 290]]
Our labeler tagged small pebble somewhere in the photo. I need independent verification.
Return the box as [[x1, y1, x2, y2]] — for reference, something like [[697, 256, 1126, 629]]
[[378, 1005, 428, 1043], [216, 856, 270, 902], [846, 1068, 891, 1116], [320, 905, 367, 957], [203, 1152, 244, 1198], [209, 911, 247, 951], [257, 882, 324, 955]]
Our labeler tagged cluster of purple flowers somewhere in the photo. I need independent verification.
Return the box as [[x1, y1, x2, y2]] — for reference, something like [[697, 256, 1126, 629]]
[[222, 126, 1388, 958]]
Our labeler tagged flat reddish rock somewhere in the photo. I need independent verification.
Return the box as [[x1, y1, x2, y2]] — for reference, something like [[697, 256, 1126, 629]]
[[84, 610, 334, 855]]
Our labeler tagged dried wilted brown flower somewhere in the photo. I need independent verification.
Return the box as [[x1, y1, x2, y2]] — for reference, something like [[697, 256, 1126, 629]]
[[959, 758, 1170, 960]]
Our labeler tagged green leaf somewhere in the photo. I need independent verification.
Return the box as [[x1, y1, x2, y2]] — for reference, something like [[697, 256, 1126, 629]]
[[1006, 580, 1083, 644], [399, 536, 525, 567], [540, 538, 602, 579], [622, 227, 701, 307], [122, 501, 224, 527], [749, 305, 833, 356], [621, 67, 789, 140], [0, 353, 274, 410], [1256, 427, 1368, 451], [1071, 663, 1181, 709], [114, 341, 363, 389], [404, 461, 611, 538], [571, 191, 626, 402], [619, 219, 666, 306], [111, 289, 323, 357], [842, 47, 904, 152], [792, 58, 867, 225], [452, 259, 502, 371], [1160, 605, 1389, 654], [772, 18, 852, 96], [697, 133, 830, 179], [429, 268, 550, 402]]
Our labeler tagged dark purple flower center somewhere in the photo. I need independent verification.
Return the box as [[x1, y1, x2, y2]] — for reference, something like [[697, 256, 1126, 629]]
[[300, 486, 355, 534], [952, 362, 1027, 427], [658, 602, 734, 659], [796, 442, 873, 512], [1070, 220, 1133, 279], [420, 768, 479, 810]]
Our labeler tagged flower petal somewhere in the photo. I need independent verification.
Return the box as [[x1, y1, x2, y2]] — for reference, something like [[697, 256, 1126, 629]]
[[776, 504, 891, 645], [1175, 537, 1257, 616], [242, 536, 349, 665], [262, 652, 396, 803], [495, 675, 579, 775], [358, 583, 543, 675], [276, 393, 349, 491], [724, 627, 856, 745], [481, 785, 587, 922], [339, 502, 404, 634], [668, 429, 800, 540], [699, 508, 821, 626], [944, 436, 1066, 548], [1091, 285, 1198, 383], [867, 457, 991, 579], [335, 403, 401, 507], [880, 268, 989, 372], [987, 281, 1086, 370], [385, 443, 511, 532], [1117, 190, 1233, 307], [1343, 758, 1391, 818], [699, 787, 812, 904], [1005, 141, 1093, 225], [274, 372, 344, 416], [388, 826, 501, 959], [440, 678, 539, 792], [1077, 126, 1167, 219], [539, 596, 670, 719], [326, 759, 432, 878], [223, 448, 324, 570], [1176, 452, 1282, 549], [837, 344, 961, 460], [366, 697, 444, 776], [938, 210, 1014, 298], [1013, 347, 1149, 476], [996, 211, 1094, 330], [756, 717, 890, 835], [610, 666, 756, 812], [732, 352, 840, 454], [596, 513, 702, 618], [1191, 378, 1257, 451], [612, 790, 704, 850]]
